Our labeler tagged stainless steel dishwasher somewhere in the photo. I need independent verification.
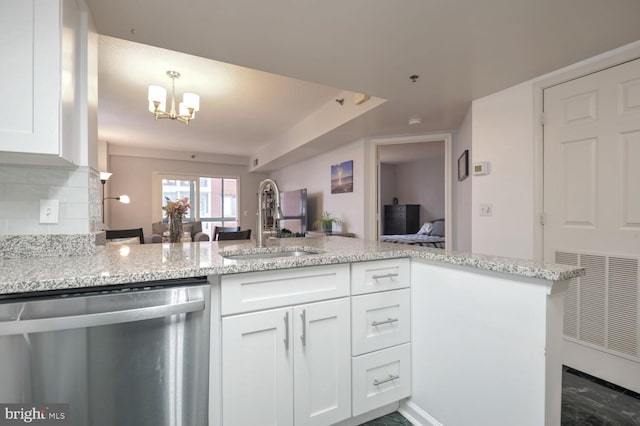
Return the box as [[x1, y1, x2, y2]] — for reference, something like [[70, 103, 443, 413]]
[[0, 277, 210, 426]]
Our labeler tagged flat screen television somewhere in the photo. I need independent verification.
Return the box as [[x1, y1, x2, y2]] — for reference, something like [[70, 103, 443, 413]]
[[279, 188, 307, 235]]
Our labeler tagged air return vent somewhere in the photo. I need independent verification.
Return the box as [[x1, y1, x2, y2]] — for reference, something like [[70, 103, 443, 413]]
[[556, 251, 639, 360]]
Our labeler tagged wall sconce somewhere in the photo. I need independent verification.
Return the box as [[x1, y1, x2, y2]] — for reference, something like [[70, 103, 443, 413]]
[[100, 172, 130, 225]]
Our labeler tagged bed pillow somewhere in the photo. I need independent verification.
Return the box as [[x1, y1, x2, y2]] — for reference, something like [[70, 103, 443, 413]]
[[418, 222, 433, 235], [431, 219, 445, 237]]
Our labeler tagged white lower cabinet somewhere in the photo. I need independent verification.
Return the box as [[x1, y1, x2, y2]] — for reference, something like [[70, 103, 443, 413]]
[[222, 306, 294, 426], [218, 260, 412, 426], [222, 298, 351, 426], [349, 259, 412, 419], [351, 289, 411, 356], [352, 343, 412, 416], [293, 299, 351, 426]]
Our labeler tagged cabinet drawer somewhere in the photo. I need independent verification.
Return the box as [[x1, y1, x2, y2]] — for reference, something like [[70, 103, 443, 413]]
[[352, 289, 410, 355], [351, 259, 410, 295], [352, 344, 411, 416], [220, 264, 350, 315]]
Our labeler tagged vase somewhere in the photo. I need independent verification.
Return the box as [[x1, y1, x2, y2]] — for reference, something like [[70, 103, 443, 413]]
[[168, 214, 184, 243]]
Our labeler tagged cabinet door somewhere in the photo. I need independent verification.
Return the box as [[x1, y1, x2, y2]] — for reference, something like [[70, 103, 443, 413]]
[[0, 0, 81, 166], [222, 307, 294, 426], [293, 298, 351, 426], [0, 0, 59, 155]]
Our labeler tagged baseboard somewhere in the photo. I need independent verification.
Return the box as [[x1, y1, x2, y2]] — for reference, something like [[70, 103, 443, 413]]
[[398, 399, 443, 426]]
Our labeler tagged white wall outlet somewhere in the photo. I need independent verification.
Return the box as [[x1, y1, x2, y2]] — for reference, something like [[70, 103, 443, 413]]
[[480, 203, 493, 216], [40, 199, 59, 224]]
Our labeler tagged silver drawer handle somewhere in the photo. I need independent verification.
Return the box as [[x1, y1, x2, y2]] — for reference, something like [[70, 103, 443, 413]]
[[284, 311, 290, 350], [371, 317, 399, 327], [372, 272, 399, 280], [300, 309, 306, 346], [373, 374, 400, 386]]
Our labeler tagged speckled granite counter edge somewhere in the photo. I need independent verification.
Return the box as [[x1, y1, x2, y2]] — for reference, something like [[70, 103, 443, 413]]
[[0, 232, 104, 258], [1, 250, 585, 296], [406, 249, 584, 282]]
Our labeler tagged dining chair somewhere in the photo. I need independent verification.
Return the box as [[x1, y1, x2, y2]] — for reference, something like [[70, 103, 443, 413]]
[[105, 228, 145, 244], [213, 226, 241, 241], [217, 229, 252, 241]]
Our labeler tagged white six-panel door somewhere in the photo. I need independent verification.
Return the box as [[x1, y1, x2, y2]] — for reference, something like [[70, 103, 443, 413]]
[[222, 307, 294, 426], [543, 58, 640, 392]]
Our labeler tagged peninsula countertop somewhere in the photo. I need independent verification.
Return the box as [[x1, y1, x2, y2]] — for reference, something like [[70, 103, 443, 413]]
[[0, 236, 584, 295]]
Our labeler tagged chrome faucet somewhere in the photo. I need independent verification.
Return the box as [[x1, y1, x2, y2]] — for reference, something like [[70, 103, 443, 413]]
[[256, 178, 283, 247]]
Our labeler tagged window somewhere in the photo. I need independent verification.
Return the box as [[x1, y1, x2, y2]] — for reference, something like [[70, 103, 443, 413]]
[[160, 175, 238, 236]]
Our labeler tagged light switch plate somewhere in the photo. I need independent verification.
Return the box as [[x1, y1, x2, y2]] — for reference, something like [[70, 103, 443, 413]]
[[473, 162, 489, 175], [40, 199, 59, 224], [480, 203, 493, 216]]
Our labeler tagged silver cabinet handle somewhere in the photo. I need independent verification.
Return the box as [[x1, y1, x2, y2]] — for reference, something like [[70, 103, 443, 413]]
[[372, 317, 399, 327], [300, 309, 306, 346], [284, 311, 290, 350], [0, 299, 205, 336], [372, 272, 399, 280], [373, 374, 400, 386]]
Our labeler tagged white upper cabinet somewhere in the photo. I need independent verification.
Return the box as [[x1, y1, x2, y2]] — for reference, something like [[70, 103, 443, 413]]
[[0, 0, 83, 166]]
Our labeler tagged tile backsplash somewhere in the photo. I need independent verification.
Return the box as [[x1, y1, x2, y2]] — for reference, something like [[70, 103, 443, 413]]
[[0, 164, 98, 235]]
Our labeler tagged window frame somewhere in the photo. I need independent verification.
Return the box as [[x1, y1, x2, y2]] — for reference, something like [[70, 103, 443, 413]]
[[152, 172, 241, 229]]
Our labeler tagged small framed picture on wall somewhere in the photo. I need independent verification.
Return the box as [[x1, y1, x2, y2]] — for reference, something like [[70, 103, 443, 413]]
[[331, 160, 354, 193], [458, 150, 469, 181]]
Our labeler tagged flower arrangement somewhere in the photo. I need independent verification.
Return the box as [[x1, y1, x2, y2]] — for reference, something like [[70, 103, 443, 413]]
[[163, 196, 190, 217], [163, 197, 190, 242]]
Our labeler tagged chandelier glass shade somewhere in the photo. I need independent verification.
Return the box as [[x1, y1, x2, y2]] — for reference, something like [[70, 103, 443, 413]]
[[148, 70, 200, 125]]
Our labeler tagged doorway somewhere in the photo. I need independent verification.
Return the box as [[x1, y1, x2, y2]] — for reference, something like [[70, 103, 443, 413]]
[[367, 133, 452, 247], [543, 58, 640, 393]]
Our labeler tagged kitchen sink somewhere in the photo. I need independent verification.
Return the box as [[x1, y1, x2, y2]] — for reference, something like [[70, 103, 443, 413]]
[[221, 248, 323, 261]]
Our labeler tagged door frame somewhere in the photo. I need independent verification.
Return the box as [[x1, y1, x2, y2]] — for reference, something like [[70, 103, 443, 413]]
[[366, 133, 452, 246], [533, 40, 640, 261]]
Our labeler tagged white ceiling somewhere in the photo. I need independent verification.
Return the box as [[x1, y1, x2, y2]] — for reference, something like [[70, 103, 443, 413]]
[[98, 36, 357, 159], [87, 0, 640, 170]]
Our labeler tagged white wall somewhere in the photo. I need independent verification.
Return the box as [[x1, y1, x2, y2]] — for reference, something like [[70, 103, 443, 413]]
[[395, 156, 445, 223], [469, 40, 640, 261], [380, 156, 445, 228], [453, 106, 472, 252], [472, 82, 536, 260], [108, 155, 267, 238], [271, 139, 365, 237], [409, 260, 564, 426]]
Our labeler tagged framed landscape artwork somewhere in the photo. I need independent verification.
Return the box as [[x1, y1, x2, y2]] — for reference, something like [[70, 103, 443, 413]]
[[331, 160, 353, 193]]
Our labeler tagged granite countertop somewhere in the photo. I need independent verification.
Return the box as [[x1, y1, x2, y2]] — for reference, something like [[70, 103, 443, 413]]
[[0, 236, 584, 296]]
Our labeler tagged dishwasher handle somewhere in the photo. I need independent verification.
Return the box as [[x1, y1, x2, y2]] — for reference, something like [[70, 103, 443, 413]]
[[0, 299, 205, 336]]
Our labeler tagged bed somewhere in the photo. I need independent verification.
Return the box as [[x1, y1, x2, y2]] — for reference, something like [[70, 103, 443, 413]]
[[380, 233, 445, 248], [380, 219, 445, 249]]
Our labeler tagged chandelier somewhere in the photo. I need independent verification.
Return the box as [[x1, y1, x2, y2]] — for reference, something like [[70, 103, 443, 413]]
[[148, 70, 200, 125]]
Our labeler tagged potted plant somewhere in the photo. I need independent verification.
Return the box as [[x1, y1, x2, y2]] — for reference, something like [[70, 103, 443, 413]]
[[314, 211, 342, 233]]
